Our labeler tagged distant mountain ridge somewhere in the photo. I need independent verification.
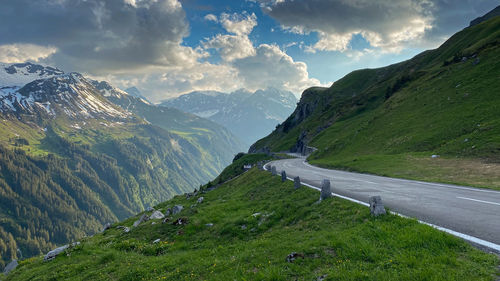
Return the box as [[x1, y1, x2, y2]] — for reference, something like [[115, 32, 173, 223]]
[[161, 87, 298, 146]]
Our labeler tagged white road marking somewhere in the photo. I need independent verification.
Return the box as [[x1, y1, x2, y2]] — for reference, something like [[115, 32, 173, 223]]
[[457, 197, 500, 206]]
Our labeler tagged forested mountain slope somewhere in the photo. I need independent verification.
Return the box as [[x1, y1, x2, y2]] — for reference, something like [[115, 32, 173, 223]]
[[0, 63, 243, 268]]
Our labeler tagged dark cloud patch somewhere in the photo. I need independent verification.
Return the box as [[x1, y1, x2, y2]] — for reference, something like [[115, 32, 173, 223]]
[[258, 0, 499, 51], [0, 0, 194, 73]]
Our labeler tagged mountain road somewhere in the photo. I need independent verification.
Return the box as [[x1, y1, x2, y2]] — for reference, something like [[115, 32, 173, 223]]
[[266, 156, 500, 251]]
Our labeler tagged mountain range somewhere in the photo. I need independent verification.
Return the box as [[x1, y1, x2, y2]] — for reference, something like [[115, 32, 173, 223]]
[[0, 62, 244, 267], [160, 88, 298, 146]]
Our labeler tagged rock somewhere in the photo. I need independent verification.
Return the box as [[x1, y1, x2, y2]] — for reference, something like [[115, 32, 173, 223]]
[[162, 217, 170, 224], [317, 275, 328, 281], [3, 259, 18, 275], [461, 56, 468, 62], [320, 179, 332, 200], [271, 166, 277, 175], [252, 212, 261, 217], [285, 252, 304, 263], [153, 239, 160, 243], [173, 217, 188, 225], [431, 154, 440, 158], [151, 222, 156, 225], [150, 210, 165, 220], [102, 223, 111, 232], [165, 208, 171, 216], [369, 196, 386, 216], [197, 197, 204, 204], [44, 242, 80, 261], [133, 214, 149, 227], [281, 170, 287, 182], [241, 225, 247, 230], [116, 226, 130, 233], [206, 223, 214, 227], [16, 248, 23, 260], [146, 206, 155, 212], [172, 205, 183, 215], [294, 176, 301, 189]]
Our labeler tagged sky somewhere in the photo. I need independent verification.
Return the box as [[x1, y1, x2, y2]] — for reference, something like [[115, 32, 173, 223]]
[[0, 0, 498, 102]]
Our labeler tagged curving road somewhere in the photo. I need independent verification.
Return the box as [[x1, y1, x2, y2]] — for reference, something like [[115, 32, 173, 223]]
[[267, 156, 500, 252]]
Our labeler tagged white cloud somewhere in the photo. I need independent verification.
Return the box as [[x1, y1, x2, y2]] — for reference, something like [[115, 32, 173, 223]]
[[220, 12, 257, 36], [233, 44, 326, 94], [204, 14, 218, 22], [0, 44, 57, 63], [203, 34, 256, 62]]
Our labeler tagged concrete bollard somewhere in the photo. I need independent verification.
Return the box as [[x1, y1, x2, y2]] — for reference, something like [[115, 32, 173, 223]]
[[271, 166, 277, 176], [281, 170, 287, 182], [294, 176, 301, 189], [320, 179, 332, 200], [369, 196, 386, 216]]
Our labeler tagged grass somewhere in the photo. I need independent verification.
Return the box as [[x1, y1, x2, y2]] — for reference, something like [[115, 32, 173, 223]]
[[6, 168, 499, 280]]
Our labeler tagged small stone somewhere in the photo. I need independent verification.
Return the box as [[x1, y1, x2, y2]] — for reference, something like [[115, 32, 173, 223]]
[[153, 239, 160, 244], [281, 170, 287, 182], [285, 252, 304, 263], [151, 222, 156, 225], [271, 166, 277, 176], [116, 226, 130, 233], [173, 217, 188, 225], [172, 205, 183, 215], [133, 214, 149, 227], [149, 210, 165, 220], [431, 154, 440, 158], [294, 176, 301, 189], [317, 275, 328, 281], [206, 223, 214, 227], [102, 223, 111, 232], [252, 212, 261, 217], [241, 225, 247, 230], [369, 196, 386, 216], [320, 179, 332, 200], [464, 138, 469, 142], [3, 260, 18, 275], [162, 217, 170, 224], [197, 197, 204, 204], [165, 208, 171, 216]]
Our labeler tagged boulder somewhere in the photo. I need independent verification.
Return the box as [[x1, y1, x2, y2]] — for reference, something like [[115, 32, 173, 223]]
[[369, 196, 386, 216], [44, 242, 80, 261], [281, 170, 287, 182], [3, 260, 18, 275], [294, 176, 301, 189], [197, 197, 204, 204], [172, 205, 183, 215], [102, 223, 111, 232], [271, 166, 277, 176], [320, 179, 332, 200], [150, 210, 165, 220], [133, 214, 149, 227]]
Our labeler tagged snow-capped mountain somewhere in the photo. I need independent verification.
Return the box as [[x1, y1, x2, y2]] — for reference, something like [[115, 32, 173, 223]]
[[0, 63, 130, 121], [160, 87, 298, 146]]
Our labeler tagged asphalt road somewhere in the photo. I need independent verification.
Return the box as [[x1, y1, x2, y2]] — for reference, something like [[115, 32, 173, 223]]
[[267, 156, 500, 250]]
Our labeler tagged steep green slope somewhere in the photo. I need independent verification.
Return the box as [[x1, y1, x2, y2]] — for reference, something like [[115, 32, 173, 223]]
[[4, 164, 498, 280], [251, 16, 500, 189]]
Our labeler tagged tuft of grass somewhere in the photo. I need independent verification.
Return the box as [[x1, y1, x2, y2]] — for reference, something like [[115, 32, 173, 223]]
[[6, 169, 499, 280]]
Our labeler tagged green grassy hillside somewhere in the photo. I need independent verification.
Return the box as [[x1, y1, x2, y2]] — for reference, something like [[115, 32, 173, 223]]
[[250, 16, 500, 189], [4, 161, 498, 280]]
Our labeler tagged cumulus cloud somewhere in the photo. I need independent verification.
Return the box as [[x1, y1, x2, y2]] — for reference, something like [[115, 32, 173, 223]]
[[220, 12, 258, 36], [0, 0, 195, 74], [258, 0, 498, 53], [0, 44, 57, 63], [203, 34, 256, 62], [233, 44, 325, 94]]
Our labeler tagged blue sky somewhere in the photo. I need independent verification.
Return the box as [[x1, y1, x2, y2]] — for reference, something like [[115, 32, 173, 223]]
[[0, 0, 498, 101]]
